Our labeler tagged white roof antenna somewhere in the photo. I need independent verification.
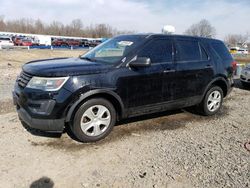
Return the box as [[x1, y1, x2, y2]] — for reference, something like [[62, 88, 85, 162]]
[[162, 25, 175, 34]]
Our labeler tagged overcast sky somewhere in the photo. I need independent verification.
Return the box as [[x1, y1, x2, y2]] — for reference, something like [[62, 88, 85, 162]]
[[0, 0, 249, 39]]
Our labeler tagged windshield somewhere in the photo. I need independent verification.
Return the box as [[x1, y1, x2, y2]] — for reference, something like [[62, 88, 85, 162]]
[[81, 35, 146, 64]]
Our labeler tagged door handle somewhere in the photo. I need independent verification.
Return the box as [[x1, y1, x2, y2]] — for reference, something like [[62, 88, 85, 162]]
[[205, 65, 213, 68], [163, 69, 176, 73]]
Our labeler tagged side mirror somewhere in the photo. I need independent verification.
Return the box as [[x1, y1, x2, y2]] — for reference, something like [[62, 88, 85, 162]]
[[129, 57, 151, 68]]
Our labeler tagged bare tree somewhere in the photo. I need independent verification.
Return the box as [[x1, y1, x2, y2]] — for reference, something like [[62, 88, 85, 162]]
[[184, 19, 216, 38], [34, 19, 45, 34], [0, 16, 133, 38], [0, 15, 6, 31], [224, 34, 249, 46]]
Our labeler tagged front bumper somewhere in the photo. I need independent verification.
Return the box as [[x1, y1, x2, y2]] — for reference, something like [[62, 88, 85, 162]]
[[17, 107, 64, 132], [12, 86, 66, 133], [240, 74, 250, 83]]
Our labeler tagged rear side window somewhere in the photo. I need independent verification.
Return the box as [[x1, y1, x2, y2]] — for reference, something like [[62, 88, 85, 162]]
[[137, 39, 173, 63], [211, 42, 232, 60], [175, 40, 201, 61]]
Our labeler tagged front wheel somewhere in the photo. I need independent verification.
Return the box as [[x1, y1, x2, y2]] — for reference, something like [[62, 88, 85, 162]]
[[198, 86, 223, 116], [70, 98, 116, 142]]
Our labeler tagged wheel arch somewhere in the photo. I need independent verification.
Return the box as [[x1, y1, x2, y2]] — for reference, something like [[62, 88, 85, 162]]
[[65, 89, 125, 123], [202, 76, 229, 99]]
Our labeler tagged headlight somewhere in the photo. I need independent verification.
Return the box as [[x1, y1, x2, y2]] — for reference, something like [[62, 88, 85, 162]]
[[26, 77, 69, 91]]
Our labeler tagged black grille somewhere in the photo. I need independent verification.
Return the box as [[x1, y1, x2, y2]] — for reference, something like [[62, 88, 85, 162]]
[[18, 72, 33, 88]]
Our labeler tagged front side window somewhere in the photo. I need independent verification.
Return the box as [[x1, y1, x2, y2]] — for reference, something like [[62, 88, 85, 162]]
[[81, 35, 146, 64], [175, 40, 201, 62], [137, 39, 173, 63]]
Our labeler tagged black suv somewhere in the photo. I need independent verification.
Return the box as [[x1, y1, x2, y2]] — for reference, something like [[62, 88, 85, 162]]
[[13, 34, 235, 142]]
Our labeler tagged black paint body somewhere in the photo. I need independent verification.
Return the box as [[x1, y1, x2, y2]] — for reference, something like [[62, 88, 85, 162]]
[[13, 34, 234, 132]]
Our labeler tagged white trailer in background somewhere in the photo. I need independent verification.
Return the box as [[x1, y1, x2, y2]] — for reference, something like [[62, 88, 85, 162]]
[[35, 35, 51, 46]]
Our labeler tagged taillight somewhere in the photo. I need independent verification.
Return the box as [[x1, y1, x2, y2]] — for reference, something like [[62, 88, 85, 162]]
[[232, 61, 237, 71]]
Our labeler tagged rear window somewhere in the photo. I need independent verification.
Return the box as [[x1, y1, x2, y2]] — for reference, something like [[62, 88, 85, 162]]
[[211, 42, 232, 60], [175, 40, 201, 61]]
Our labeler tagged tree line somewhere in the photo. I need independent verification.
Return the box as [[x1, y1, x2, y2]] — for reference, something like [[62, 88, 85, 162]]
[[0, 16, 133, 38], [0, 16, 248, 47]]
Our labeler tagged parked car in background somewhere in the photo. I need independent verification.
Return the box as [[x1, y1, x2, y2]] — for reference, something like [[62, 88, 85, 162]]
[[20, 38, 33, 46], [52, 39, 67, 46], [66, 39, 80, 46], [238, 49, 248, 55], [13, 34, 235, 142], [88, 40, 102, 47], [13, 37, 32, 46], [0, 36, 14, 48], [80, 39, 90, 47], [240, 64, 250, 87], [230, 47, 248, 55], [13, 36, 25, 46]]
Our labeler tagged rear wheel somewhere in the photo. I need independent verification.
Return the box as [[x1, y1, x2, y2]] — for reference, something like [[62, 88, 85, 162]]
[[70, 98, 116, 142], [198, 86, 223, 116]]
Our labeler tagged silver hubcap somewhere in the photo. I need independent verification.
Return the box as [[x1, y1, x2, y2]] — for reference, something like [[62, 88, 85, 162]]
[[80, 105, 111, 137], [207, 90, 222, 112]]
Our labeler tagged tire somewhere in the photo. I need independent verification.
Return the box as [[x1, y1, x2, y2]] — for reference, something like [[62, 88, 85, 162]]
[[70, 98, 116, 142], [241, 81, 250, 88], [198, 86, 223, 116]]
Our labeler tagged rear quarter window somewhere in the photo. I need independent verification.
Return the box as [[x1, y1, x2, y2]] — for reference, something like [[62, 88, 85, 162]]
[[211, 41, 232, 60]]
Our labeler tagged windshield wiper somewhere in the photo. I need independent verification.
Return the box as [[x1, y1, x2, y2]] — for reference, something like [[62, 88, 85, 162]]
[[79, 56, 96, 62]]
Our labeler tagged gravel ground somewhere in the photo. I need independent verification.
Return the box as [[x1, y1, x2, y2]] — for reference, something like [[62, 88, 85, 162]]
[[0, 50, 249, 187], [0, 84, 249, 188]]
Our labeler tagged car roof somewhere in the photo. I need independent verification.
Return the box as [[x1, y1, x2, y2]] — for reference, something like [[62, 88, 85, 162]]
[[118, 33, 221, 42]]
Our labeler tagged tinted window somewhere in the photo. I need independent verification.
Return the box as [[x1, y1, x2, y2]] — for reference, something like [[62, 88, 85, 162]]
[[137, 39, 173, 63], [176, 40, 200, 61], [211, 42, 232, 60]]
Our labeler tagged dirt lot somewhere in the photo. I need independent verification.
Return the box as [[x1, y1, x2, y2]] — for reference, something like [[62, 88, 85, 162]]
[[0, 50, 249, 188]]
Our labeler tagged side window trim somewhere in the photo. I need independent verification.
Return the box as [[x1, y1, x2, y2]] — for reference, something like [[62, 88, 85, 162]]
[[199, 42, 210, 61]]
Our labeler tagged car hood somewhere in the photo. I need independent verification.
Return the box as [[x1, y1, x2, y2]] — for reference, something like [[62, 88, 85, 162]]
[[22, 57, 113, 77]]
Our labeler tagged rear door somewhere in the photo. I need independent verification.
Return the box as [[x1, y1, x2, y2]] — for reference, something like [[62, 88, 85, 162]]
[[174, 38, 214, 103]]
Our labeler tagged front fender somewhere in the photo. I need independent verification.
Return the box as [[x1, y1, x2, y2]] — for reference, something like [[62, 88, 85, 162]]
[[65, 89, 124, 122]]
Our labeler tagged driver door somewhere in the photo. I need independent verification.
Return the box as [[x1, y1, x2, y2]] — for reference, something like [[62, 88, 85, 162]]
[[117, 38, 174, 115]]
